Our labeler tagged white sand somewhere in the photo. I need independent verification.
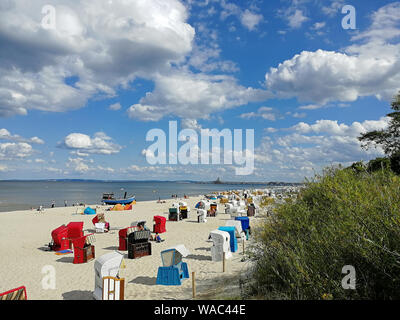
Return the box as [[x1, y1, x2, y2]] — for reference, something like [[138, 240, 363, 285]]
[[0, 197, 254, 300]]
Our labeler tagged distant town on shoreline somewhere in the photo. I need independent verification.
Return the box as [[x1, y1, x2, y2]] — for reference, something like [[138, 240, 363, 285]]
[[0, 177, 304, 186]]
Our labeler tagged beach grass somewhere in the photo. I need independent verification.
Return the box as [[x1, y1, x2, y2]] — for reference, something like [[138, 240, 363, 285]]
[[247, 167, 400, 299]]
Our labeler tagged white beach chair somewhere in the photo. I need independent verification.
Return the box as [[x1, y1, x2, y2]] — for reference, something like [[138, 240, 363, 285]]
[[197, 209, 207, 223], [209, 230, 232, 261], [94, 251, 125, 300], [225, 220, 246, 241]]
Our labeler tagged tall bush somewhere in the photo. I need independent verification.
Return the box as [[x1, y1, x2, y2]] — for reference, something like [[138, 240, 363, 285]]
[[248, 168, 400, 299]]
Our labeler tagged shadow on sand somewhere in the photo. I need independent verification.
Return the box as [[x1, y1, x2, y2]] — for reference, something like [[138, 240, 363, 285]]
[[129, 276, 158, 286], [62, 290, 94, 300], [37, 246, 51, 252], [187, 254, 211, 261], [103, 246, 119, 251], [195, 247, 211, 252], [56, 256, 74, 263]]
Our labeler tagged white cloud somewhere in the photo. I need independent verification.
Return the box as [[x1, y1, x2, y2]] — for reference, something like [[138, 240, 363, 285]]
[[65, 157, 115, 174], [265, 48, 400, 105], [254, 117, 389, 180], [0, 0, 195, 117], [240, 107, 277, 121], [66, 157, 90, 173], [311, 22, 326, 30], [181, 119, 202, 131], [321, 0, 345, 17], [60, 132, 122, 155], [266, 3, 400, 105], [351, 2, 400, 42], [0, 128, 44, 144], [0, 142, 34, 159], [240, 9, 263, 31], [265, 127, 278, 133], [298, 104, 322, 110], [287, 9, 308, 28], [291, 118, 389, 137], [220, 1, 241, 20], [128, 71, 270, 121], [108, 103, 122, 111], [46, 167, 63, 174], [188, 44, 239, 73], [219, 1, 263, 32], [0, 164, 14, 172]]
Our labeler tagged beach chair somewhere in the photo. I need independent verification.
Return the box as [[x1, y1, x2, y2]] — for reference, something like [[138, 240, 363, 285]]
[[49, 225, 71, 251], [208, 230, 232, 262], [197, 209, 207, 223], [67, 222, 84, 240], [153, 216, 166, 234], [168, 207, 180, 221], [118, 226, 136, 251], [71, 233, 96, 264], [179, 205, 189, 219], [131, 220, 147, 229], [93, 251, 125, 300], [235, 217, 251, 240], [207, 203, 218, 217], [225, 203, 236, 215], [156, 245, 190, 286], [225, 202, 245, 218], [0, 286, 27, 300], [247, 203, 256, 217], [218, 226, 238, 253], [92, 213, 109, 233], [225, 220, 246, 241], [128, 230, 152, 259], [195, 201, 206, 210]]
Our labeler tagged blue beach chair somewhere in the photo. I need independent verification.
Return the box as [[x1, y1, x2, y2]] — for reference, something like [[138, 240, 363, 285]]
[[218, 226, 238, 253], [156, 245, 190, 286]]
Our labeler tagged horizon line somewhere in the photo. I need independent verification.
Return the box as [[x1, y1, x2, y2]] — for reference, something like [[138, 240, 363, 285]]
[[0, 178, 304, 184]]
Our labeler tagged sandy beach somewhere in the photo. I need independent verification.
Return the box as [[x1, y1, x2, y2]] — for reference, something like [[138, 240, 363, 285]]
[[0, 196, 254, 300]]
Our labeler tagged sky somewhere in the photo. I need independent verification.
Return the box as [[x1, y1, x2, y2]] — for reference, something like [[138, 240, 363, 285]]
[[0, 0, 398, 182]]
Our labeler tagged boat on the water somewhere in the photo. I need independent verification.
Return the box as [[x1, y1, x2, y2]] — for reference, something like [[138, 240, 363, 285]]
[[102, 192, 136, 205]]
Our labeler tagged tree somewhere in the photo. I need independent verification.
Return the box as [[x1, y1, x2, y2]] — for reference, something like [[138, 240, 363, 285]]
[[359, 92, 400, 156]]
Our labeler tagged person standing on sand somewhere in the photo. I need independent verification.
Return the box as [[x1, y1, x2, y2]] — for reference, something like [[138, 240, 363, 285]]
[[64, 200, 67, 207], [51, 201, 55, 208]]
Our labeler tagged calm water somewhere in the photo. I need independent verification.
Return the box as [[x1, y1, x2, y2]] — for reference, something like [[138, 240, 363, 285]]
[[0, 181, 268, 212]]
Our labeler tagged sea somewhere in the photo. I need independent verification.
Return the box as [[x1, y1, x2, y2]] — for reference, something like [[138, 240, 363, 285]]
[[0, 180, 270, 212]]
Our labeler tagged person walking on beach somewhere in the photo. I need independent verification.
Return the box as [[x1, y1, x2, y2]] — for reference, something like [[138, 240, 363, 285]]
[[64, 200, 67, 207], [51, 201, 55, 208]]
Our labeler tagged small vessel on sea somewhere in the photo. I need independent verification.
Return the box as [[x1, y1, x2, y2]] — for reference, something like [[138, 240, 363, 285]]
[[101, 192, 136, 205]]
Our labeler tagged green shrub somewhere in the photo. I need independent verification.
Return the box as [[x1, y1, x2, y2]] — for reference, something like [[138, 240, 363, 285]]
[[248, 167, 400, 299], [390, 152, 400, 175], [367, 157, 391, 173]]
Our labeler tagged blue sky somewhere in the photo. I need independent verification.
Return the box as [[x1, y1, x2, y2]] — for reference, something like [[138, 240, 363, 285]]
[[0, 0, 398, 181]]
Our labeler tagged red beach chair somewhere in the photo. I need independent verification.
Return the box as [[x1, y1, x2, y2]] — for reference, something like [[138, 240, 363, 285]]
[[153, 216, 166, 234], [92, 214, 110, 232], [71, 234, 95, 264], [67, 222, 84, 240], [0, 286, 27, 300], [50, 225, 71, 251], [118, 226, 136, 251]]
